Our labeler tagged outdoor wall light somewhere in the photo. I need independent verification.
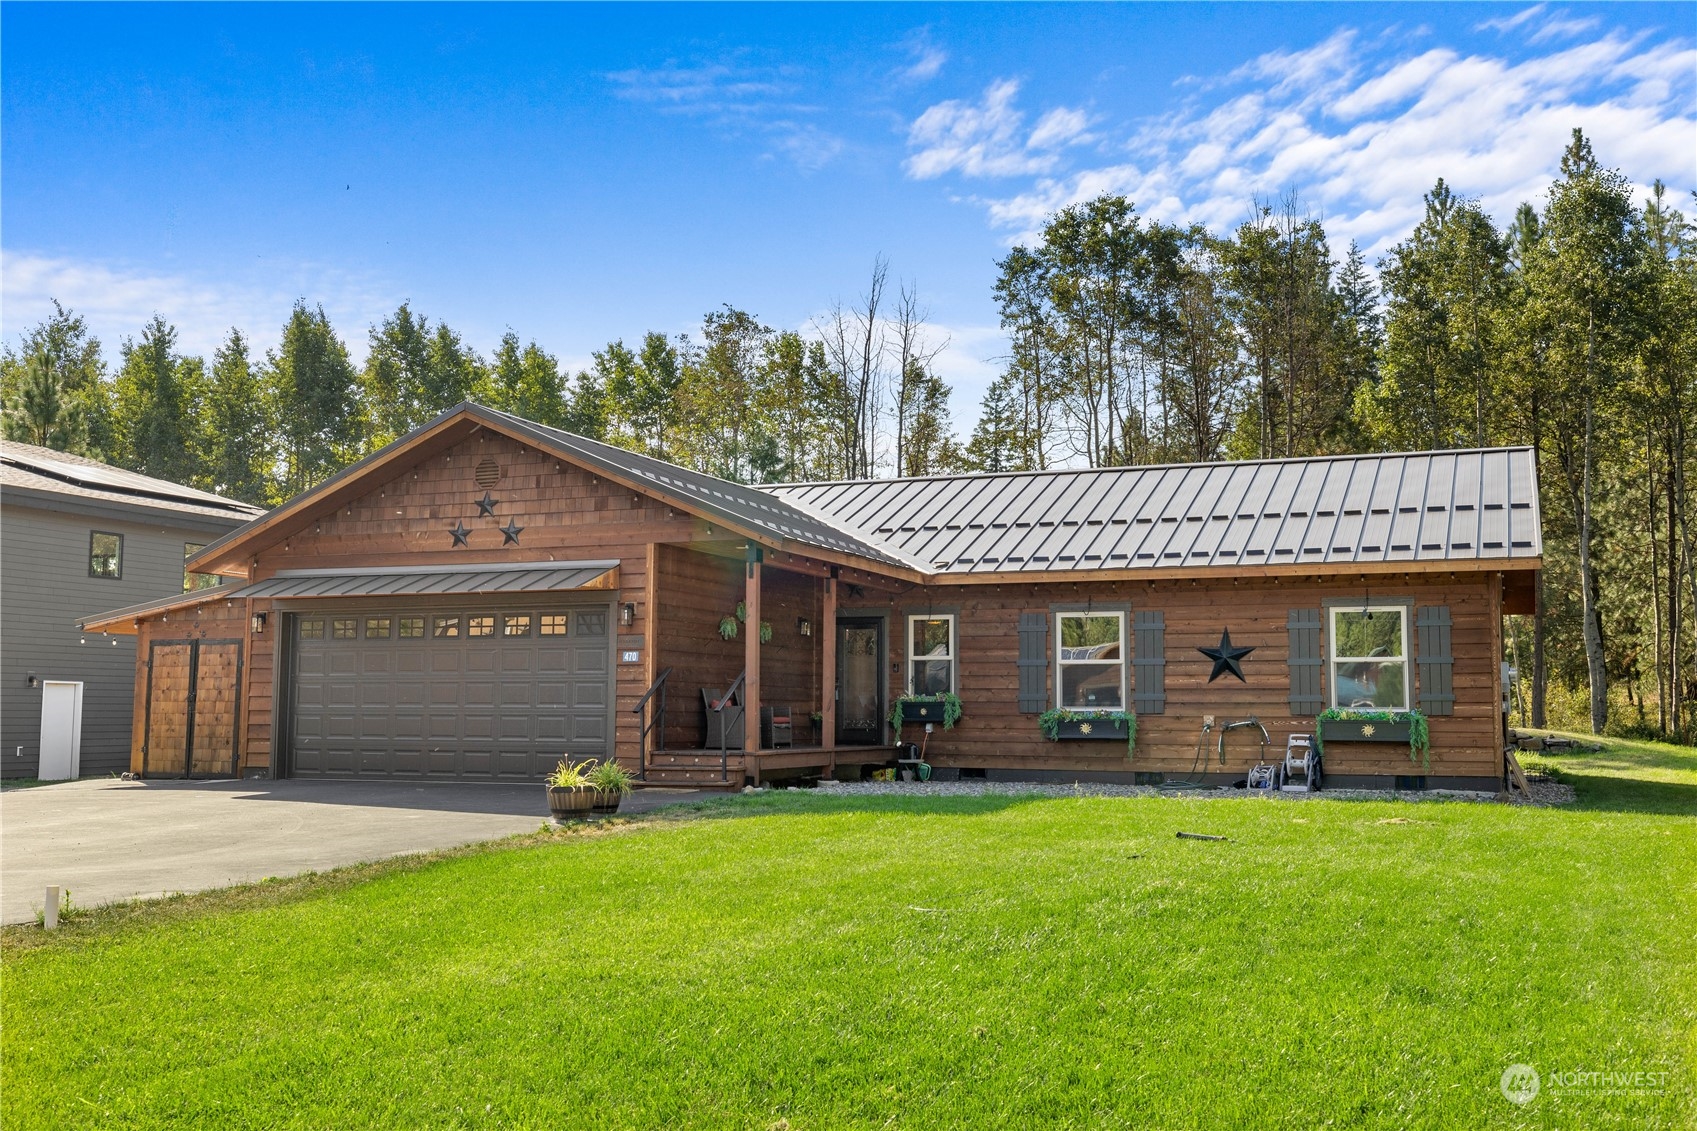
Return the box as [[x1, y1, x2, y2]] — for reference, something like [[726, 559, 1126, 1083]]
[[251, 611, 268, 635], [620, 603, 636, 628], [797, 617, 812, 637], [26, 672, 38, 688]]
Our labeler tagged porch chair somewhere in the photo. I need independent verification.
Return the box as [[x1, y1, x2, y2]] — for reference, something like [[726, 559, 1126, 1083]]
[[760, 705, 793, 749], [703, 687, 745, 750]]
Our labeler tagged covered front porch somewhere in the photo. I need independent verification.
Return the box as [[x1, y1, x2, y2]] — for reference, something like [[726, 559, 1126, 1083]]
[[630, 541, 900, 788]]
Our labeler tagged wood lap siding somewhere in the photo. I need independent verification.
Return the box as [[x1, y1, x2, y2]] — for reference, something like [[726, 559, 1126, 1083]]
[[653, 545, 746, 750], [862, 573, 1504, 780]]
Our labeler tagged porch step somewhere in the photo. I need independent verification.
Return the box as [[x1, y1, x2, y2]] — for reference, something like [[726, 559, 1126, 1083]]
[[640, 766, 740, 788]]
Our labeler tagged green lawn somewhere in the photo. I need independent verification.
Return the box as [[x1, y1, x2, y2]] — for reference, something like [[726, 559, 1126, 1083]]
[[4, 739, 1693, 1129]]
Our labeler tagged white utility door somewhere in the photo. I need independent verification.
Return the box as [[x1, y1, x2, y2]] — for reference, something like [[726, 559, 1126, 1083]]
[[38, 681, 85, 781]]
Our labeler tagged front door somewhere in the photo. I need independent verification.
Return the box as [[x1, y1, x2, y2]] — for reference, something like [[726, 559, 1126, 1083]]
[[836, 617, 884, 745]]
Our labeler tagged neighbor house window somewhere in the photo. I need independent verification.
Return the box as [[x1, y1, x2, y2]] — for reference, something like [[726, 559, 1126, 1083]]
[[1056, 611, 1125, 711], [1329, 606, 1409, 711], [907, 615, 956, 695], [89, 532, 123, 579], [183, 543, 221, 591]]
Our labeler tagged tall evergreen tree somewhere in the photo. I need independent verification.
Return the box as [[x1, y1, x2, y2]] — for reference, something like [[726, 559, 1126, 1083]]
[[111, 315, 195, 482], [0, 301, 111, 456], [268, 301, 358, 498], [197, 328, 274, 504]]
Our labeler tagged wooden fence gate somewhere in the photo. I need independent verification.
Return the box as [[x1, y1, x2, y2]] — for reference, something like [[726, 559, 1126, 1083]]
[[144, 639, 243, 778]]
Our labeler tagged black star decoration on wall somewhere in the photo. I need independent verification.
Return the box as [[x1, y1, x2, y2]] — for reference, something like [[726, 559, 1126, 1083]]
[[449, 521, 471, 547], [500, 519, 524, 546], [476, 492, 499, 517], [1198, 628, 1255, 683]]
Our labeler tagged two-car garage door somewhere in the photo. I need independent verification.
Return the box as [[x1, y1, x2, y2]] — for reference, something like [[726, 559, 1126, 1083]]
[[289, 605, 611, 780]]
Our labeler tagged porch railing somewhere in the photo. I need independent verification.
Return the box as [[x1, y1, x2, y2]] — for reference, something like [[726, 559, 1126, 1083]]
[[632, 666, 672, 781], [710, 670, 746, 786]]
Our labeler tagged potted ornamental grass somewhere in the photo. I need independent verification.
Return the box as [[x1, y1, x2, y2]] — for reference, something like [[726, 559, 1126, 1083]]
[[545, 759, 597, 821], [585, 757, 636, 815]]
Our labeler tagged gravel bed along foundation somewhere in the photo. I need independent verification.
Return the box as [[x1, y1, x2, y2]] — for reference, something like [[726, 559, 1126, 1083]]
[[792, 778, 1575, 806]]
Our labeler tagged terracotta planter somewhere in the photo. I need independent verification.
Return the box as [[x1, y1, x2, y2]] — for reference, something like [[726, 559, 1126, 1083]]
[[590, 789, 624, 815], [547, 785, 596, 820], [1050, 717, 1131, 741], [1319, 718, 1412, 745]]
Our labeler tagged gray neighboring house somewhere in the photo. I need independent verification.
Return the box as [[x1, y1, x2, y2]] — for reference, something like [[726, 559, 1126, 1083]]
[[1, 441, 263, 778]]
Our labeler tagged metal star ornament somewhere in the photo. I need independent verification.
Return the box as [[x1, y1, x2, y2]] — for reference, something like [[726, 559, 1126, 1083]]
[[449, 521, 471, 547], [499, 519, 524, 546], [1198, 628, 1255, 683], [476, 492, 499, 517]]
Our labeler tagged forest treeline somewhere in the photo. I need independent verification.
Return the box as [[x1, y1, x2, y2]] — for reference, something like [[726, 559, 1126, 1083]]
[[4, 130, 1692, 742]]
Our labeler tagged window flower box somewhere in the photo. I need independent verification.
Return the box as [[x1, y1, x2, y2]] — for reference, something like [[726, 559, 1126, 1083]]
[[890, 693, 962, 729], [1315, 709, 1430, 767], [1037, 709, 1137, 753]]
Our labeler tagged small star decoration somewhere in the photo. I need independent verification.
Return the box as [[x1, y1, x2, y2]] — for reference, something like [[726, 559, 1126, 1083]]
[[500, 519, 524, 546], [449, 521, 471, 547], [1198, 628, 1256, 683], [476, 492, 499, 517]]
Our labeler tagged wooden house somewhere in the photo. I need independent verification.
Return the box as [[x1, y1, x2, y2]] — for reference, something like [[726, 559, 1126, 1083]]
[[83, 403, 1539, 791]]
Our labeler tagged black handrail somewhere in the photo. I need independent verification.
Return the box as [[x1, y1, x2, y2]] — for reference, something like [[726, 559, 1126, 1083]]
[[711, 669, 747, 785], [631, 667, 673, 780]]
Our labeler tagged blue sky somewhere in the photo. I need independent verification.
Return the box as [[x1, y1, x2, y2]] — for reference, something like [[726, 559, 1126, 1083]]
[[4, 2, 1693, 428]]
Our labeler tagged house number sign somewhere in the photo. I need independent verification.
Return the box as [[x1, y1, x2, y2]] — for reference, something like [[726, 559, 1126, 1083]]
[[621, 650, 640, 663]]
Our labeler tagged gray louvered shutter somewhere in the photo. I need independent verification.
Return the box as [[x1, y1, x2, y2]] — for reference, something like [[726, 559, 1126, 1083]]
[[1132, 610, 1166, 714], [1416, 605, 1455, 715], [1017, 612, 1049, 713], [1287, 609, 1323, 716]]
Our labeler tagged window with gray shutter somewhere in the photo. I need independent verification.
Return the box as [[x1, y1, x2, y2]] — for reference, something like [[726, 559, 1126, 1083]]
[[1416, 605, 1455, 715], [1287, 609, 1323, 715], [1132, 610, 1165, 714], [1017, 612, 1048, 713]]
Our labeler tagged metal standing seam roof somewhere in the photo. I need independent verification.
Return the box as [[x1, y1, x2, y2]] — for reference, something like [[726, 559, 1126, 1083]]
[[80, 560, 622, 632], [239, 559, 619, 599], [763, 447, 1541, 574], [1, 440, 264, 521]]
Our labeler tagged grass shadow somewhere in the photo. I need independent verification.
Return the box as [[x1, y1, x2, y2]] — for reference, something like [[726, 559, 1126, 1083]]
[[1520, 730, 1697, 816]]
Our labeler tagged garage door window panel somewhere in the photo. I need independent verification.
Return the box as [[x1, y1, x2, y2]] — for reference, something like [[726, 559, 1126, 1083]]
[[399, 617, 425, 639], [434, 616, 460, 638]]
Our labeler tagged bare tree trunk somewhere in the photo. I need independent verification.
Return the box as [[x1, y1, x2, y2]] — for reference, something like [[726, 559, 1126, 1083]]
[[1530, 409, 1548, 728], [1649, 425, 1665, 733], [1579, 322, 1608, 734]]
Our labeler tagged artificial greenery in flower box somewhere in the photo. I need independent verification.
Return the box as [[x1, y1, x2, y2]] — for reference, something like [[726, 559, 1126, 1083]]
[[1315, 708, 1431, 767], [1037, 708, 1137, 754], [889, 692, 963, 729]]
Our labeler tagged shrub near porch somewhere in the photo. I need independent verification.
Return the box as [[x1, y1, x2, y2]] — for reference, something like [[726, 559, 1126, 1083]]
[[3, 737, 1694, 1129]]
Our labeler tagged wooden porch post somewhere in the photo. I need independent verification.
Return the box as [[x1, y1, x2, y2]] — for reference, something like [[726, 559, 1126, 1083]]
[[744, 547, 761, 754], [821, 569, 838, 748]]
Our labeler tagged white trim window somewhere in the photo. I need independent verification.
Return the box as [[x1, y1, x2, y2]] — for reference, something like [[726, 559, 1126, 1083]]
[[1055, 611, 1126, 711], [1328, 605, 1409, 710], [907, 614, 956, 695]]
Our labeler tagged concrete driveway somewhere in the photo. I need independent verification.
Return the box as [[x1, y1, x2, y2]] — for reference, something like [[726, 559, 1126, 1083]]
[[1, 778, 706, 925]]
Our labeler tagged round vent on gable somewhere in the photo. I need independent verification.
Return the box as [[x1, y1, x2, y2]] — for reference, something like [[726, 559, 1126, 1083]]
[[474, 457, 501, 489]]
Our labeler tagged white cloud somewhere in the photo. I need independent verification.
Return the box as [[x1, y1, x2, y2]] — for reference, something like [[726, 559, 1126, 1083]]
[[905, 79, 1092, 179], [896, 28, 948, 82], [1476, 5, 1547, 34], [607, 57, 844, 171], [907, 21, 1697, 261], [1, 251, 399, 366]]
